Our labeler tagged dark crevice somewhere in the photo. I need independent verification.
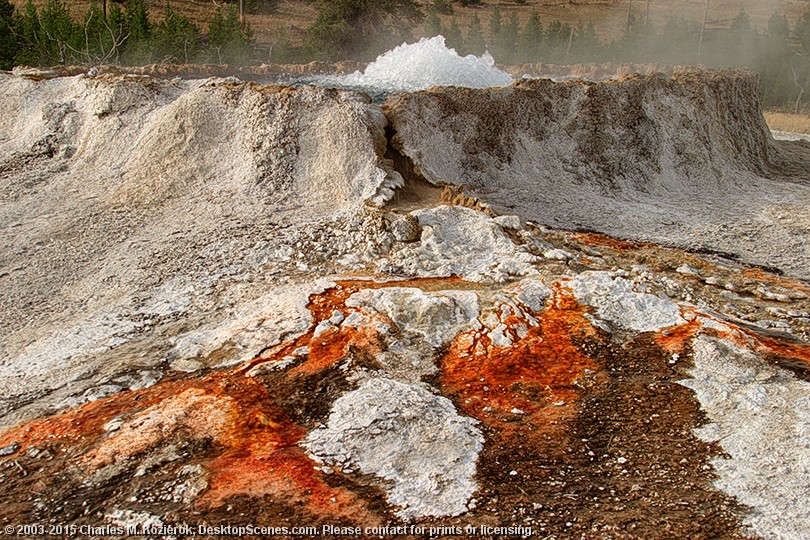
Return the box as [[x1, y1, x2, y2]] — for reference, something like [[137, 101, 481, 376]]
[[383, 123, 431, 186], [382, 123, 444, 211]]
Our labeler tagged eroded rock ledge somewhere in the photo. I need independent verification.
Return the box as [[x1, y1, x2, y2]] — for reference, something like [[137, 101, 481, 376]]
[[384, 70, 810, 278]]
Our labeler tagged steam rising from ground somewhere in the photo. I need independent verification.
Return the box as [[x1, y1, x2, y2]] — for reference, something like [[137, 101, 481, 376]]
[[311, 36, 513, 95]]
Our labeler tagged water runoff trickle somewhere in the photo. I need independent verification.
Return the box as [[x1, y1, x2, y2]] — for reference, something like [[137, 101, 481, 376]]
[[286, 36, 514, 100]]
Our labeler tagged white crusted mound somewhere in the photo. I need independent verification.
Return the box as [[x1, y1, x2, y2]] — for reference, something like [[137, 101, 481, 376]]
[[304, 377, 483, 520], [0, 75, 401, 211], [0, 73, 401, 426], [567, 271, 685, 332], [384, 205, 540, 282], [346, 287, 480, 348], [681, 336, 810, 540]]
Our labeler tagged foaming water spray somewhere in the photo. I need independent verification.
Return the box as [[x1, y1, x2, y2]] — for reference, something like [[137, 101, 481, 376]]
[[298, 36, 513, 98]]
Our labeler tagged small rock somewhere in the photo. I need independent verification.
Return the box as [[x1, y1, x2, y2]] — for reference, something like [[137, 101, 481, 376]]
[[544, 248, 572, 261], [386, 213, 421, 242], [0, 442, 20, 456], [247, 357, 297, 377], [755, 320, 777, 329], [170, 359, 204, 372], [493, 215, 521, 230], [104, 418, 124, 432], [313, 320, 335, 338], [676, 264, 701, 277]]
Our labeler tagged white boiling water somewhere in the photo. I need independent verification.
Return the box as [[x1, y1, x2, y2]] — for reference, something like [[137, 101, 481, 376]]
[[309, 36, 513, 95]]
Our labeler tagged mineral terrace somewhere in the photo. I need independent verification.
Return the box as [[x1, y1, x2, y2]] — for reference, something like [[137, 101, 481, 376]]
[[0, 68, 809, 539]]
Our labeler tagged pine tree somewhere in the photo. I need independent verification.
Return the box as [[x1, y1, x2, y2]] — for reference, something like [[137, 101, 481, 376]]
[[38, 0, 80, 64], [125, 0, 150, 42], [424, 10, 442, 37], [105, 3, 128, 62], [760, 12, 794, 107], [518, 10, 542, 63], [246, 0, 279, 15], [545, 19, 565, 62], [724, 7, 759, 67], [0, 0, 18, 69], [445, 17, 463, 52], [123, 0, 151, 63], [794, 3, 810, 55], [572, 21, 599, 63], [13, 0, 41, 65], [306, 0, 423, 61], [487, 6, 502, 52], [431, 0, 453, 16], [80, 2, 110, 62], [792, 3, 810, 112], [155, 2, 199, 63], [464, 13, 485, 55], [615, 13, 643, 61], [272, 27, 294, 63], [656, 16, 699, 64], [208, 6, 251, 64], [496, 11, 519, 63]]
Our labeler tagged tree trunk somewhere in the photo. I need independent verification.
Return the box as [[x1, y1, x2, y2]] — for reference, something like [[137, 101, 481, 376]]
[[792, 66, 805, 115], [239, 0, 246, 31], [565, 25, 574, 61], [698, 0, 710, 60], [626, 0, 633, 34]]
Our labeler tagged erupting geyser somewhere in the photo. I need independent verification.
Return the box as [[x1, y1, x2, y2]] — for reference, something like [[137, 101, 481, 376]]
[[313, 36, 513, 94]]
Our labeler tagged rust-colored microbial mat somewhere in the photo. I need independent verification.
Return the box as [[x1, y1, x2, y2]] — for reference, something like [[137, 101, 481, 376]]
[[441, 285, 601, 441]]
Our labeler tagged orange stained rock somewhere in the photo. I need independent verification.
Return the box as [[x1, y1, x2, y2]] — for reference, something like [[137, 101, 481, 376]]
[[335, 276, 470, 293], [242, 277, 472, 377], [87, 387, 239, 468], [0, 378, 192, 453], [200, 445, 373, 522], [655, 315, 704, 356], [750, 333, 810, 373], [570, 232, 652, 252], [740, 268, 810, 297], [655, 307, 810, 374], [441, 284, 601, 439], [0, 365, 368, 518], [236, 283, 364, 377], [0, 277, 473, 518], [290, 325, 383, 377], [655, 306, 759, 357], [189, 376, 373, 522]]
